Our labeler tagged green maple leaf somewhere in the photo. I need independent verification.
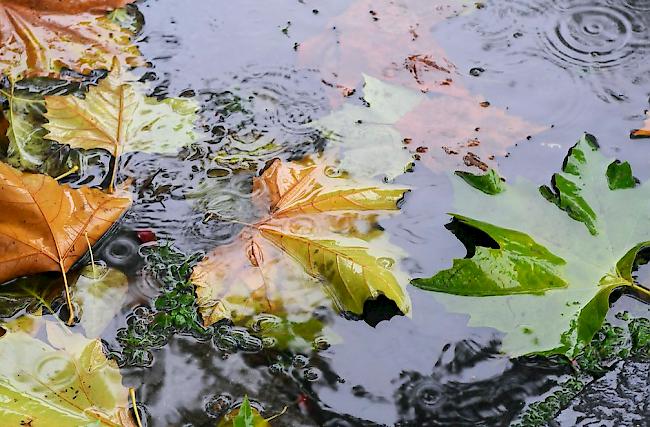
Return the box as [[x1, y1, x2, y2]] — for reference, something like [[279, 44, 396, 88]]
[[413, 134, 650, 357]]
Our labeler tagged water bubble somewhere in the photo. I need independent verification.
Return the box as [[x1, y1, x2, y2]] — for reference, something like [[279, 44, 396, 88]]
[[469, 67, 485, 76], [412, 381, 444, 409], [376, 257, 395, 269], [288, 217, 316, 235], [269, 363, 285, 375], [98, 234, 142, 271], [262, 336, 278, 349], [205, 393, 233, 418], [250, 313, 282, 333], [292, 354, 309, 369], [313, 336, 331, 351], [214, 334, 239, 353], [324, 165, 343, 178], [303, 367, 321, 382]]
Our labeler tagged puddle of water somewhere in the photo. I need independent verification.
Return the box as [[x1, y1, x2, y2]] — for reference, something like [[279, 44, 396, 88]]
[[1, 0, 649, 426]]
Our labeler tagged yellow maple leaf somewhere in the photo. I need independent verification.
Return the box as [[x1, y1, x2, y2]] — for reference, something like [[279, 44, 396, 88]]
[[191, 157, 411, 326]]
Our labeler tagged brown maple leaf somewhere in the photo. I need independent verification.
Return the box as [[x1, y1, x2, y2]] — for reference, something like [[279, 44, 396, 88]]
[[396, 94, 546, 171], [630, 111, 649, 139], [298, 0, 472, 101], [0, 161, 131, 321], [0, 0, 141, 78], [191, 157, 410, 326]]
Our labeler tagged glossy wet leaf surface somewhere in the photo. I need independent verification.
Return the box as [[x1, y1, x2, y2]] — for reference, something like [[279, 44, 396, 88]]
[[72, 265, 128, 338], [0, 162, 130, 283], [0, 0, 649, 425], [44, 61, 199, 158], [0, 0, 141, 78], [0, 321, 135, 426], [192, 156, 410, 326], [414, 134, 650, 356]]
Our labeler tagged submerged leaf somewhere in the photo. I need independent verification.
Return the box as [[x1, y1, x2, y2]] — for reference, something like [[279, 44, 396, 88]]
[[0, 162, 131, 284], [312, 75, 419, 180], [192, 157, 410, 327], [0, 0, 141, 78], [72, 265, 128, 338], [4, 93, 51, 171], [44, 61, 199, 158], [313, 75, 543, 179], [414, 134, 650, 357], [299, 0, 473, 96], [0, 321, 135, 426], [0, 275, 63, 317]]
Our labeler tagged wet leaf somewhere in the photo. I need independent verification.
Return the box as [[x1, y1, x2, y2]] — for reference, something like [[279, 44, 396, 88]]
[[218, 396, 269, 427], [4, 93, 51, 171], [630, 111, 649, 138], [72, 264, 128, 338], [191, 157, 410, 327], [413, 134, 650, 357], [0, 275, 62, 317], [0, 161, 131, 284], [44, 61, 199, 158], [0, 321, 135, 426], [394, 90, 545, 171], [313, 75, 543, 179], [312, 75, 419, 180], [0, 0, 141, 78], [299, 0, 474, 96]]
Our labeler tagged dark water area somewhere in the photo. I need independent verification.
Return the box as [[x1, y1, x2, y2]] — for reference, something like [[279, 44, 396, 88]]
[[2, 0, 650, 426]]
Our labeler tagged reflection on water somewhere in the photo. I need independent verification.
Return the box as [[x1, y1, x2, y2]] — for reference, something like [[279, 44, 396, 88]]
[[2, 0, 648, 425], [116, 0, 650, 425]]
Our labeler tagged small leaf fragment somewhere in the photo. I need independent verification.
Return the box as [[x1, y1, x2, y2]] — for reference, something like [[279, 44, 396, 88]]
[[455, 169, 504, 195]]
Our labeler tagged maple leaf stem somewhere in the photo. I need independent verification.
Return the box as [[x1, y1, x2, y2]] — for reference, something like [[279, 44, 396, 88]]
[[84, 232, 97, 278], [631, 283, 650, 300], [58, 258, 74, 325], [265, 405, 288, 422], [54, 165, 79, 181], [129, 387, 143, 427], [109, 154, 119, 194]]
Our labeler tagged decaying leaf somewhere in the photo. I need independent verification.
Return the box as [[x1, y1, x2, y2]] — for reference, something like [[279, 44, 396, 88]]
[[395, 91, 545, 171], [312, 74, 419, 180], [299, 0, 473, 97], [0, 274, 63, 317], [0, 0, 141, 78], [0, 321, 135, 426], [0, 161, 131, 284], [191, 157, 411, 327], [313, 75, 543, 178], [4, 91, 51, 171], [43, 60, 199, 189], [72, 264, 128, 338], [630, 111, 649, 139], [413, 134, 650, 357]]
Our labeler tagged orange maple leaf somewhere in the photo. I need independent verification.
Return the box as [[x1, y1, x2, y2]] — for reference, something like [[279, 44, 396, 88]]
[[0, 161, 131, 321], [0, 0, 141, 78]]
